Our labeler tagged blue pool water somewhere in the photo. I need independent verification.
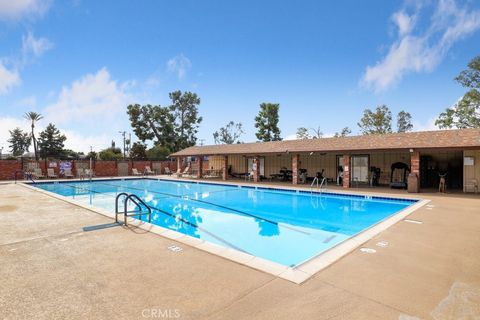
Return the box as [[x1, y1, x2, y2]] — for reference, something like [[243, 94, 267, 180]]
[[34, 179, 415, 267]]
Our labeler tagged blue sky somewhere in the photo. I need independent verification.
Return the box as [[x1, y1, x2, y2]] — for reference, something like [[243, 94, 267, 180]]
[[0, 0, 479, 152]]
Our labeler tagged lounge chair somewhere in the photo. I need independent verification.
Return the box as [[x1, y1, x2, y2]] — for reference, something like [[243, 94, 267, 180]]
[[181, 166, 193, 178], [164, 167, 172, 175], [144, 166, 155, 175], [173, 169, 183, 177], [64, 168, 74, 179], [47, 168, 58, 179], [85, 169, 95, 178], [173, 166, 191, 178], [33, 168, 45, 179], [77, 168, 85, 179], [132, 168, 142, 176]]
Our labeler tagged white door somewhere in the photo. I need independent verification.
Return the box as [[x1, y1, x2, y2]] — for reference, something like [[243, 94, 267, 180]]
[[247, 158, 265, 176]]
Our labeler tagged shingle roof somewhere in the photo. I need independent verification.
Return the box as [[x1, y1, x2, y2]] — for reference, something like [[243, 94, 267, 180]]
[[170, 129, 480, 157]]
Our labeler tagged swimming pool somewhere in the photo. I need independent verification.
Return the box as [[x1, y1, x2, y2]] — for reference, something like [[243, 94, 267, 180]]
[[33, 178, 417, 268]]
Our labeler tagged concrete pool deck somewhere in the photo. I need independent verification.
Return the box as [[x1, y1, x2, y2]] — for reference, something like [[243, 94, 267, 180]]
[[1, 182, 480, 319]]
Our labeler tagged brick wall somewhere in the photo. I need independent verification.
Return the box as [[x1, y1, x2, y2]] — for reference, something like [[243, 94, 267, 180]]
[[0, 160, 22, 180], [94, 161, 118, 177], [0, 159, 178, 180], [343, 155, 351, 188], [132, 161, 152, 172]]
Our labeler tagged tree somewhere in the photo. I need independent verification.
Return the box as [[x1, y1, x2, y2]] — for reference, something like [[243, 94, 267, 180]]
[[129, 142, 147, 160], [24, 112, 43, 160], [87, 151, 97, 160], [296, 127, 310, 140], [60, 149, 83, 159], [98, 147, 122, 160], [37, 123, 67, 158], [334, 127, 352, 137], [8, 128, 31, 156], [254, 103, 281, 141], [146, 145, 170, 160], [127, 104, 176, 151], [296, 126, 323, 140], [310, 126, 323, 139], [397, 111, 413, 133], [169, 90, 202, 151], [357, 105, 392, 135], [435, 56, 480, 128], [213, 121, 244, 144]]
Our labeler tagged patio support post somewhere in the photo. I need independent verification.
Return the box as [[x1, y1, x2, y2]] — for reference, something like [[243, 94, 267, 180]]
[[343, 154, 351, 188], [197, 156, 203, 179], [408, 151, 420, 193], [253, 156, 260, 182], [176, 156, 183, 172], [292, 154, 299, 185], [222, 155, 228, 181]]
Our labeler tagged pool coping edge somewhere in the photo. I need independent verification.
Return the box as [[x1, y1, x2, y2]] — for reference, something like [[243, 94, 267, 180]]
[[19, 181, 428, 285]]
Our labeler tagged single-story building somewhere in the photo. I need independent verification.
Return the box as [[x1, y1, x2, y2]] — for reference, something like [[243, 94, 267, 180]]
[[170, 128, 480, 193]]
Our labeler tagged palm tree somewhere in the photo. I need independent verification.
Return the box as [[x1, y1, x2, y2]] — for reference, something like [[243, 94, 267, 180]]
[[24, 112, 43, 160]]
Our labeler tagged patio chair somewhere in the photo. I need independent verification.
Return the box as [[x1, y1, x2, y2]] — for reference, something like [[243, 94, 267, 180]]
[[132, 168, 142, 176], [164, 167, 172, 175], [144, 166, 155, 175], [64, 168, 74, 179], [47, 168, 58, 179], [33, 168, 45, 179]]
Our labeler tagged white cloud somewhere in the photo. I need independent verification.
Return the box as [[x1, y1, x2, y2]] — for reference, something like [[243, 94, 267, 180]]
[[62, 129, 111, 153], [392, 11, 416, 37], [44, 68, 130, 125], [22, 31, 53, 59], [412, 117, 440, 132], [167, 54, 192, 79], [361, 0, 480, 92], [0, 62, 20, 95], [0, 0, 51, 21], [284, 133, 297, 141]]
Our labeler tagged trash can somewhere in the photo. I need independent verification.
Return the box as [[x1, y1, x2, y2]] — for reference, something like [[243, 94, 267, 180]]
[[407, 173, 419, 193]]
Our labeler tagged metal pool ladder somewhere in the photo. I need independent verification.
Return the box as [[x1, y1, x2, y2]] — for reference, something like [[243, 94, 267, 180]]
[[115, 193, 152, 226], [310, 177, 327, 193]]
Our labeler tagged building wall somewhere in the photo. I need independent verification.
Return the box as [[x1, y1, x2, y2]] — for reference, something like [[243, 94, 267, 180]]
[[464, 150, 480, 192], [207, 151, 410, 183]]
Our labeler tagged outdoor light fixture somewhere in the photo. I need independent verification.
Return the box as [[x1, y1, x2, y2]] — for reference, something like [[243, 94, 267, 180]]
[[409, 148, 414, 153], [309, 152, 314, 156]]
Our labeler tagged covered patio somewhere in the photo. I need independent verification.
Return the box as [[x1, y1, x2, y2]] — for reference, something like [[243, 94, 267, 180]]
[[171, 129, 480, 194]]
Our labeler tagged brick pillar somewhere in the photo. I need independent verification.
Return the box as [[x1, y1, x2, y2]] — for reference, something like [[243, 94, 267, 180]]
[[176, 157, 183, 173], [253, 156, 260, 182], [292, 154, 299, 185], [222, 156, 228, 181], [343, 154, 351, 188], [196, 156, 203, 179], [408, 151, 420, 193]]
